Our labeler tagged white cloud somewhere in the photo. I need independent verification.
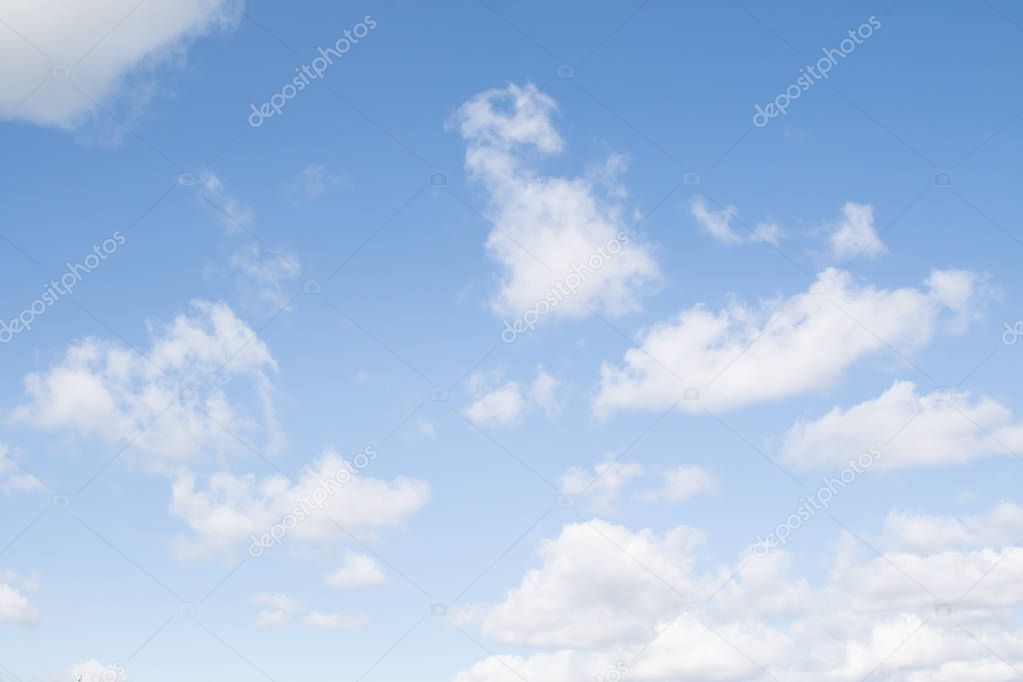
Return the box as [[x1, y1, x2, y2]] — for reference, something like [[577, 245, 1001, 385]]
[[454, 506, 1023, 681], [0, 445, 45, 493], [783, 380, 1023, 469], [828, 201, 886, 260], [559, 454, 644, 515], [251, 593, 366, 629], [655, 465, 716, 503], [464, 520, 705, 648], [327, 551, 388, 589], [0, 578, 38, 627], [305, 611, 368, 629], [170, 449, 429, 559], [199, 171, 255, 233], [452, 82, 660, 320], [465, 368, 559, 426], [689, 197, 784, 247], [9, 300, 283, 474], [877, 503, 1023, 554], [595, 268, 982, 415], [287, 163, 347, 199], [0, 0, 239, 129], [229, 242, 302, 311], [252, 592, 304, 628]]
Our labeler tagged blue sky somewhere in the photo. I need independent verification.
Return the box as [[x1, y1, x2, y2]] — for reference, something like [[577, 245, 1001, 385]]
[[2, 1, 1023, 681]]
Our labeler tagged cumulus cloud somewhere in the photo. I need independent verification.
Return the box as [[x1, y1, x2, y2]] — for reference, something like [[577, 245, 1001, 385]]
[[0, 577, 38, 627], [559, 454, 644, 515], [689, 197, 784, 247], [828, 201, 886, 261], [454, 507, 1023, 681], [452, 82, 660, 321], [9, 300, 283, 474], [170, 449, 429, 559], [877, 503, 1023, 554], [783, 380, 1023, 469], [0, 0, 239, 129], [596, 268, 982, 415], [464, 367, 559, 426], [327, 551, 388, 589]]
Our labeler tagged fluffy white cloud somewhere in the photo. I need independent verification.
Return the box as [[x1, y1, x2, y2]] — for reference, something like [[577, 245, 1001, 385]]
[[655, 464, 716, 503], [596, 268, 981, 415], [465, 368, 559, 426], [452, 82, 660, 320], [9, 300, 283, 474], [0, 578, 38, 627], [0, 445, 45, 493], [326, 551, 388, 589], [828, 201, 886, 260], [170, 449, 429, 559], [877, 503, 1023, 554], [689, 197, 784, 247], [0, 0, 239, 129], [783, 380, 1023, 469], [465, 520, 705, 648], [454, 506, 1023, 681], [559, 455, 644, 515]]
